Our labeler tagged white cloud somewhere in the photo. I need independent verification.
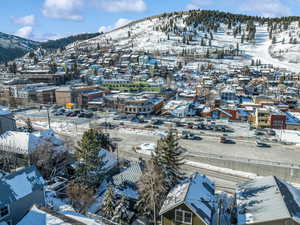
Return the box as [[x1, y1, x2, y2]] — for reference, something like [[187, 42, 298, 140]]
[[43, 0, 84, 21], [96, 0, 147, 13], [114, 18, 132, 28], [33, 33, 65, 42], [11, 15, 35, 25], [186, 0, 213, 10], [99, 18, 131, 33], [240, 0, 291, 17], [15, 26, 33, 38]]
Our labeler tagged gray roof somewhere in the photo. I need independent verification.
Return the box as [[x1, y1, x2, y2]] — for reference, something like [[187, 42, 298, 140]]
[[0, 166, 45, 205], [112, 161, 143, 186], [159, 173, 216, 225], [236, 176, 300, 224]]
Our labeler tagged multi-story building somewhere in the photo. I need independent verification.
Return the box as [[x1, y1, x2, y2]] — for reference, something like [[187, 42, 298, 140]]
[[255, 108, 270, 128]]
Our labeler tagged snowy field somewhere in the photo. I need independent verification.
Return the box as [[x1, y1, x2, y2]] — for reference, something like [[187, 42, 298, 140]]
[[70, 15, 300, 72]]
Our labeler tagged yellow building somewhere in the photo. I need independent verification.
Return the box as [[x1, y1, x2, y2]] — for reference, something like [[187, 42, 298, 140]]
[[255, 108, 270, 128]]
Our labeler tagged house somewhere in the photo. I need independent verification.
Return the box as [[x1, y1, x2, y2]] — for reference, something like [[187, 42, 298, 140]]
[[89, 160, 144, 215], [0, 131, 42, 156], [285, 112, 300, 130], [0, 166, 45, 225], [236, 176, 300, 225], [159, 173, 216, 225], [18, 205, 110, 225], [0, 107, 16, 135]]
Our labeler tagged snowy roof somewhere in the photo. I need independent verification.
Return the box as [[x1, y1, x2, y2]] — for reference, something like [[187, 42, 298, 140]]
[[18, 205, 107, 225], [17, 205, 70, 225], [0, 166, 44, 203], [0, 131, 43, 155], [236, 176, 300, 224], [0, 106, 11, 116], [98, 149, 118, 172], [112, 161, 143, 186], [159, 173, 216, 225]]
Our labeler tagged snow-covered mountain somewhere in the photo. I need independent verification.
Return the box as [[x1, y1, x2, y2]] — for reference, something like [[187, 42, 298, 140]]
[[0, 32, 39, 50], [0, 32, 39, 63], [68, 10, 300, 72], [0, 32, 99, 63]]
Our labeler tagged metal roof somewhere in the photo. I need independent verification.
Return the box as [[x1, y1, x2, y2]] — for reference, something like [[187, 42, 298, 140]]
[[236, 176, 300, 224]]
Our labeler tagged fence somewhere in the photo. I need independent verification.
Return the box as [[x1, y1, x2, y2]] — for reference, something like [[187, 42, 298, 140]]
[[187, 151, 300, 183], [188, 152, 300, 169], [87, 213, 120, 225]]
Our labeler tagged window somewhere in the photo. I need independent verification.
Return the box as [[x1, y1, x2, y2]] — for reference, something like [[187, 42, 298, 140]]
[[285, 221, 294, 225], [175, 209, 192, 224], [0, 205, 9, 219]]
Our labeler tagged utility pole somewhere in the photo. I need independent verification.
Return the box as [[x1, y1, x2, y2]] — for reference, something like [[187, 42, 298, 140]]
[[150, 175, 157, 225], [217, 197, 223, 225], [46, 105, 51, 129]]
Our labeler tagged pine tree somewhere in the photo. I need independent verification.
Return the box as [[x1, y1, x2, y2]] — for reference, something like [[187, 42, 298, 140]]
[[206, 49, 210, 58], [112, 197, 131, 225], [152, 130, 185, 191], [137, 160, 167, 225], [201, 38, 205, 46], [101, 184, 116, 220], [33, 56, 38, 65], [272, 36, 276, 44], [25, 118, 33, 133], [75, 129, 103, 187]]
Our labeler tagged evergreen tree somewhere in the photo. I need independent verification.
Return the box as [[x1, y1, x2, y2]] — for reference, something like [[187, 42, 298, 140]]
[[101, 184, 116, 220], [25, 118, 33, 133], [201, 38, 205, 46], [28, 51, 34, 58], [33, 56, 38, 65], [112, 197, 131, 225], [137, 160, 167, 225], [293, 38, 297, 44], [272, 36, 276, 44], [205, 49, 210, 58], [152, 130, 185, 191], [75, 129, 103, 187]]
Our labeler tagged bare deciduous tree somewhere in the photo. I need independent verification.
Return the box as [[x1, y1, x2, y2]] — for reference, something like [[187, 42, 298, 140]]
[[67, 181, 95, 214]]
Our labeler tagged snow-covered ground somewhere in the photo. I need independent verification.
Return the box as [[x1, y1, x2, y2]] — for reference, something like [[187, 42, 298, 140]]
[[243, 23, 300, 72], [118, 127, 166, 137], [275, 129, 300, 145], [69, 15, 300, 72]]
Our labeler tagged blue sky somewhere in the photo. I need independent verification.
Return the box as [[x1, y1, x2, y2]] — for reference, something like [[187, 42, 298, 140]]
[[1, 0, 300, 42]]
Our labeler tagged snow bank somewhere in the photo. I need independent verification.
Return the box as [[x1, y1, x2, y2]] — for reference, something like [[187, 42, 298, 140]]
[[185, 160, 261, 180]]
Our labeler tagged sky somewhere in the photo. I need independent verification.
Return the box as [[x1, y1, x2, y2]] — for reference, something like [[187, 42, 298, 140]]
[[1, 0, 300, 42]]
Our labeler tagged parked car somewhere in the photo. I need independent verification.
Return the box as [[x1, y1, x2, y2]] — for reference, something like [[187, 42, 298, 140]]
[[267, 129, 276, 136], [175, 121, 185, 127], [152, 119, 164, 125], [144, 125, 159, 129], [256, 141, 271, 148], [255, 130, 265, 136], [220, 136, 235, 144]]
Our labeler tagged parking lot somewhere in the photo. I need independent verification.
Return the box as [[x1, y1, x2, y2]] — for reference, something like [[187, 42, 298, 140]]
[[13, 108, 300, 165]]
